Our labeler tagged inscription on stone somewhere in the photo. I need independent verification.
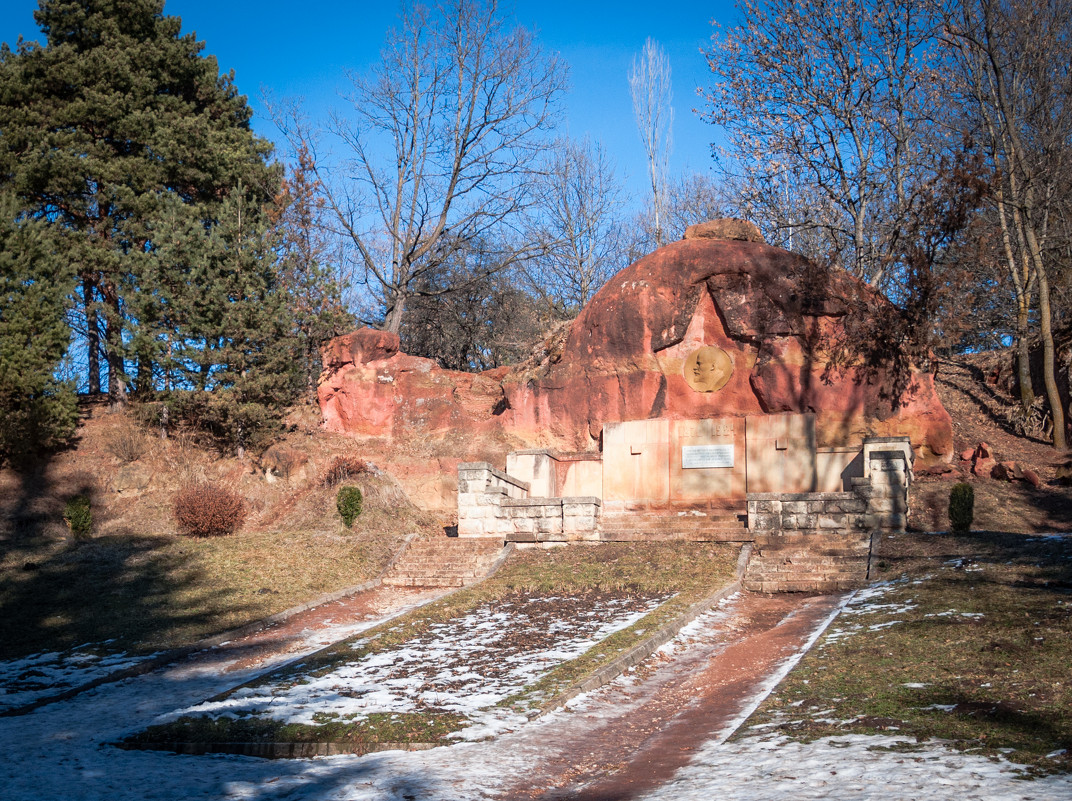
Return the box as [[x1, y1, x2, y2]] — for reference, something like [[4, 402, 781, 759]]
[[682, 444, 735, 469], [684, 346, 733, 392]]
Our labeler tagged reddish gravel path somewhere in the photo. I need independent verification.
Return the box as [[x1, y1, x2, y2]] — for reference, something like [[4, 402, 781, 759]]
[[508, 592, 845, 801], [214, 585, 444, 673]]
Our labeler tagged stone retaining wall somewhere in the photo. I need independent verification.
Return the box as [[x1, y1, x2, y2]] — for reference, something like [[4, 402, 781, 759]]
[[457, 462, 600, 542], [743, 438, 911, 592], [459, 436, 912, 588]]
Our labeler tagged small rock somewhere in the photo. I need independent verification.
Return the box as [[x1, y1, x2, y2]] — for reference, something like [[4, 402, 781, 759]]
[[972, 442, 997, 478], [1021, 468, 1041, 489], [990, 463, 1013, 481], [683, 218, 765, 243], [960, 448, 975, 462]]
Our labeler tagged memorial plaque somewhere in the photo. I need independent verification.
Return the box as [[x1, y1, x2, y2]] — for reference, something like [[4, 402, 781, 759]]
[[681, 444, 735, 469], [684, 346, 733, 392]]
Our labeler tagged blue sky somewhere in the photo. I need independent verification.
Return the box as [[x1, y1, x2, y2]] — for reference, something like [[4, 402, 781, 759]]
[[0, 1, 738, 204]]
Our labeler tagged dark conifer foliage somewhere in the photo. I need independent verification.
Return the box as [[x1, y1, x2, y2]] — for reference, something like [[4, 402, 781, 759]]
[[0, 1, 304, 453], [0, 193, 78, 465], [0, 0, 279, 403]]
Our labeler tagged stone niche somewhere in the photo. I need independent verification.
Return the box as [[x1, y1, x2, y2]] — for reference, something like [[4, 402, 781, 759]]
[[318, 225, 953, 475]]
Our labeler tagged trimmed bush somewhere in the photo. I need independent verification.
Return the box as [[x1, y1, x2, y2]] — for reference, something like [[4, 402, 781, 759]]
[[336, 485, 364, 528], [174, 483, 247, 537], [63, 495, 92, 540], [948, 482, 975, 533]]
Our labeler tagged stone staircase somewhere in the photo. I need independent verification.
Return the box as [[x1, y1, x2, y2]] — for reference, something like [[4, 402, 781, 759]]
[[742, 531, 874, 593], [598, 509, 749, 541], [381, 536, 508, 588]]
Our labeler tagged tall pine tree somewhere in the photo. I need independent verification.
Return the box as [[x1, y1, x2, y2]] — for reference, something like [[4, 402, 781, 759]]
[[0, 0, 278, 407], [0, 193, 78, 466]]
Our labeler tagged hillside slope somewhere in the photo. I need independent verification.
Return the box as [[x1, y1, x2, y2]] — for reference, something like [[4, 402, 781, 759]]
[[910, 356, 1071, 532]]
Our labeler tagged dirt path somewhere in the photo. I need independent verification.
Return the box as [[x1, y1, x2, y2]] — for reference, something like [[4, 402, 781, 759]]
[[214, 584, 444, 673], [506, 592, 846, 801]]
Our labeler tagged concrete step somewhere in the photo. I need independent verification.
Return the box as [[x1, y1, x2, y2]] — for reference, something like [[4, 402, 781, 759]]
[[381, 536, 505, 588], [599, 514, 746, 530], [598, 529, 750, 542]]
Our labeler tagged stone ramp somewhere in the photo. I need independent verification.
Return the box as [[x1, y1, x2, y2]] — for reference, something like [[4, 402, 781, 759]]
[[381, 536, 508, 587]]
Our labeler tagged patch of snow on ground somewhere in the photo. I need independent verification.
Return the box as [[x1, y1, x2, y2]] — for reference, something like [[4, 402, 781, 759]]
[[170, 594, 666, 728], [1, 590, 1070, 801], [0, 644, 156, 712], [635, 733, 1072, 801]]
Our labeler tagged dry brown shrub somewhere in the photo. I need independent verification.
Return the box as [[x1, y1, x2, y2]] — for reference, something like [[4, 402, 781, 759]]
[[103, 420, 149, 463], [321, 455, 372, 487], [173, 483, 247, 537]]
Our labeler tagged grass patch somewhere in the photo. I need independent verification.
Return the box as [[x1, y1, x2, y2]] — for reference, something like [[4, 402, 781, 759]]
[[126, 711, 467, 747], [739, 531, 1072, 775], [127, 542, 739, 750], [0, 523, 406, 661]]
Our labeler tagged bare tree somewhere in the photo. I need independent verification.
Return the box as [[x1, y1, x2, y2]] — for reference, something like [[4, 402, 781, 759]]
[[942, 0, 1072, 449], [703, 0, 943, 286], [525, 137, 626, 312], [276, 0, 565, 334], [629, 38, 674, 248]]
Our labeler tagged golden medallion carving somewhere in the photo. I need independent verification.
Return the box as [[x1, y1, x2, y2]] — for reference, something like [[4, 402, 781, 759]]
[[684, 346, 733, 392]]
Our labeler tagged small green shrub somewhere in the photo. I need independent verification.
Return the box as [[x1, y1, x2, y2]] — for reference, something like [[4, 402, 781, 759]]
[[336, 485, 364, 528], [63, 495, 92, 540], [948, 482, 975, 533], [174, 483, 247, 537]]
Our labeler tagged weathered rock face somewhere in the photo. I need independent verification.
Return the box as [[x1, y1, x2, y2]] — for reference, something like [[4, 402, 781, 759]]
[[318, 235, 954, 465]]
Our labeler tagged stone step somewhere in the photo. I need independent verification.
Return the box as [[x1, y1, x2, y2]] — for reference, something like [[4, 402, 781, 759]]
[[382, 576, 469, 587], [380, 536, 505, 588], [599, 514, 746, 530], [751, 548, 871, 560], [598, 529, 750, 542], [745, 578, 866, 593]]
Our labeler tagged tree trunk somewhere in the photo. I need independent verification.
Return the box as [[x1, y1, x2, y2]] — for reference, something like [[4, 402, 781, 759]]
[[83, 274, 101, 396], [100, 283, 127, 409], [1015, 301, 1035, 411], [1036, 269, 1067, 450], [383, 294, 406, 335]]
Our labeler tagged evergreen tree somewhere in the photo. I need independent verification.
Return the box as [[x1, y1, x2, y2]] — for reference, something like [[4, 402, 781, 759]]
[[152, 186, 300, 454], [0, 194, 78, 466], [0, 0, 278, 406], [269, 145, 351, 397]]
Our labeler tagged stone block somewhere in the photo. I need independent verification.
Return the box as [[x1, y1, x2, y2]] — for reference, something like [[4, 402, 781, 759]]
[[457, 519, 484, 537], [751, 499, 782, 514], [511, 518, 536, 534], [749, 513, 778, 531], [817, 514, 848, 530], [536, 516, 564, 534], [863, 513, 906, 530], [785, 513, 818, 529], [867, 497, 907, 514]]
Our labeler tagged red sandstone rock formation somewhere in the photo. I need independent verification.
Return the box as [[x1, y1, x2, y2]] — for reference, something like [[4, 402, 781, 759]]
[[318, 234, 954, 465]]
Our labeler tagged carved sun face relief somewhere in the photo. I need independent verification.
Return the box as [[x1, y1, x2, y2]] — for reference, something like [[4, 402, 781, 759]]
[[684, 346, 733, 392]]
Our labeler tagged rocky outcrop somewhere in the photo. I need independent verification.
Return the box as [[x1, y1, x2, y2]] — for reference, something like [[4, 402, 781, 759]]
[[318, 233, 954, 466]]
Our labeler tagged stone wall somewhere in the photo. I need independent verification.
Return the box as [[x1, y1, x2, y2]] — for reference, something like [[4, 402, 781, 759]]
[[743, 438, 911, 592], [459, 436, 911, 588], [457, 462, 600, 542]]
